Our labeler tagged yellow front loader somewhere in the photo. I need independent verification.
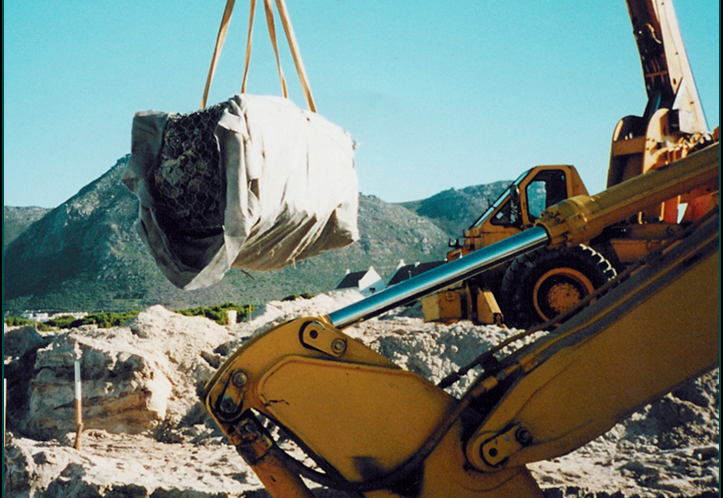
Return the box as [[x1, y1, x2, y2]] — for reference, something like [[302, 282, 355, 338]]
[[423, 0, 718, 328], [202, 141, 719, 497]]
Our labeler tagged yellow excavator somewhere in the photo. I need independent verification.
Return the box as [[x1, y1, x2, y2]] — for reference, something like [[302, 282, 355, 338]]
[[422, 0, 718, 329], [201, 0, 719, 496]]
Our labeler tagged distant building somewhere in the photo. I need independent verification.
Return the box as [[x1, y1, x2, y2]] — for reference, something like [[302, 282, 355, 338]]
[[386, 259, 446, 287], [20, 311, 88, 323], [335, 266, 386, 295]]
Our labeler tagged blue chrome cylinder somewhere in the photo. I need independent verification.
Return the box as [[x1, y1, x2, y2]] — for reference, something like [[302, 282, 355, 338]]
[[328, 226, 550, 329]]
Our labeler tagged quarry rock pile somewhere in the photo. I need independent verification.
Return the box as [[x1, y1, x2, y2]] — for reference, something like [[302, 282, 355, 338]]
[[4, 291, 719, 498]]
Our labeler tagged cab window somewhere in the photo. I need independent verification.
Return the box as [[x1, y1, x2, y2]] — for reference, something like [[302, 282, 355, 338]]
[[491, 199, 520, 226], [525, 170, 567, 220]]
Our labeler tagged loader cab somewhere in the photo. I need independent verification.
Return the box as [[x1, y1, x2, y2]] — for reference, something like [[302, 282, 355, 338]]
[[450, 165, 588, 259]]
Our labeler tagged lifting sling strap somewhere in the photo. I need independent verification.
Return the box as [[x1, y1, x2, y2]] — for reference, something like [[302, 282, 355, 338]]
[[201, 0, 316, 112]]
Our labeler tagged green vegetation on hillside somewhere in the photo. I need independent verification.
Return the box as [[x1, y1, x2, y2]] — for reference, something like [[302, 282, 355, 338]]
[[4, 302, 255, 330], [281, 292, 316, 301], [60, 311, 141, 329], [175, 302, 255, 325], [4, 316, 54, 331]]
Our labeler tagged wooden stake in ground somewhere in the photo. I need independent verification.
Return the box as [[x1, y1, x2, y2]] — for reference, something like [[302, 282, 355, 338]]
[[4, 378, 6, 447], [73, 343, 84, 450]]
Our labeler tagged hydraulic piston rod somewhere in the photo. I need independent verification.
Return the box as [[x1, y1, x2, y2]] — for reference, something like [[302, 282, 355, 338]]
[[329, 142, 718, 330], [328, 227, 550, 329]]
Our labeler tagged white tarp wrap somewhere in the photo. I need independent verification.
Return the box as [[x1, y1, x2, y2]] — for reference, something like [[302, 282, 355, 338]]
[[123, 94, 359, 290]]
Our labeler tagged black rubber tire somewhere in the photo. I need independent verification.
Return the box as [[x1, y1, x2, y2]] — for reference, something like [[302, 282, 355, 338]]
[[499, 244, 616, 329]]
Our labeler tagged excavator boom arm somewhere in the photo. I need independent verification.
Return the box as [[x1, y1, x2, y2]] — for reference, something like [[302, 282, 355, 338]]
[[465, 211, 719, 471], [203, 144, 719, 497]]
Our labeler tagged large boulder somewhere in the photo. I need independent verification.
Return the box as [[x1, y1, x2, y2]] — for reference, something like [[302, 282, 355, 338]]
[[4, 324, 51, 360], [10, 306, 232, 440]]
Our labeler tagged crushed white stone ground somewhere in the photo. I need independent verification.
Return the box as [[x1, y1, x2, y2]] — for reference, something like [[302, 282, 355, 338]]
[[4, 290, 719, 497]]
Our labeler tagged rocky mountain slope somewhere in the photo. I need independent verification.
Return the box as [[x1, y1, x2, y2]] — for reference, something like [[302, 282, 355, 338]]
[[5, 156, 505, 314], [3, 206, 51, 254], [400, 181, 511, 238], [4, 293, 719, 498]]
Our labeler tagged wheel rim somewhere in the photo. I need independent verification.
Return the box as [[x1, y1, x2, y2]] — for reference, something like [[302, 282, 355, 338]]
[[532, 268, 595, 322]]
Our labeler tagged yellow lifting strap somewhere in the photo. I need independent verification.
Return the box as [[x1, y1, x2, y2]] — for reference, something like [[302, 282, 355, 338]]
[[201, 0, 317, 112]]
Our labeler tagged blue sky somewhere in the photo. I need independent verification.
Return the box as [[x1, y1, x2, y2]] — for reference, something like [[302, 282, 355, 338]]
[[3, 0, 720, 208]]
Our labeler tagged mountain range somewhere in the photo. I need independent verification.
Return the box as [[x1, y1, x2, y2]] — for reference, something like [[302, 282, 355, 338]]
[[3, 156, 510, 315]]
